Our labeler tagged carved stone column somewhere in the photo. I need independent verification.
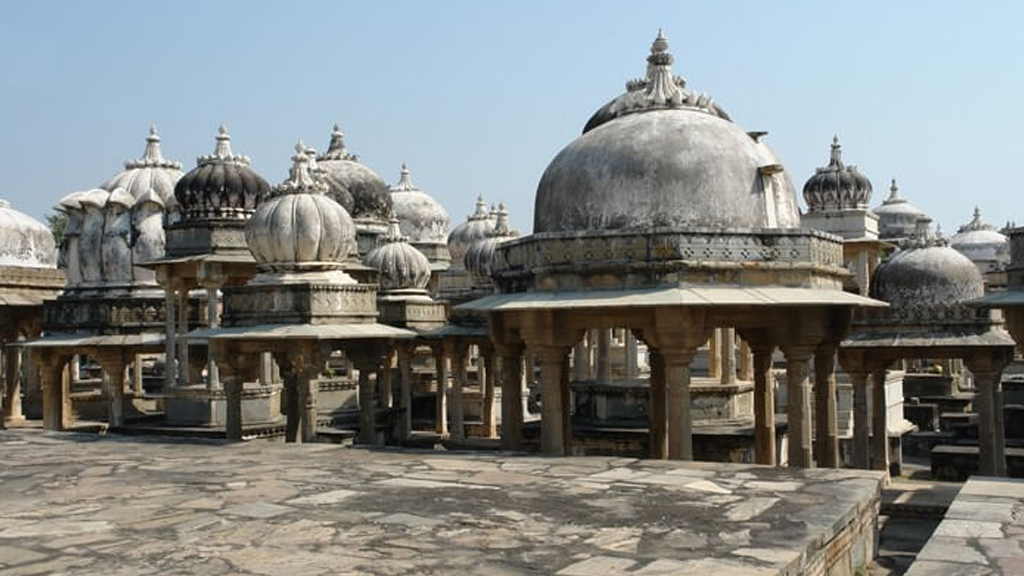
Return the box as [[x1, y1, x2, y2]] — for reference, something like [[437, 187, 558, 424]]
[[397, 344, 413, 440], [176, 290, 190, 386], [481, 349, 497, 438], [662, 349, 697, 460], [203, 285, 220, 390], [39, 352, 71, 431], [96, 351, 126, 428], [379, 349, 394, 409], [597, 329, 611, 382], [849, 371, 870, 469], [3, 347, 22, 421], [449, 342, 467, 440], [813, 345, 839, 468], [357, 365, 377, 444], [708, 330, 721, 381], [560, 352, 572, 454], [164, 287, 177, 388], [572, 340, 587, 382], [648, 349, 667, 459], [782, 345, 815, 468], [432, 346, 448, 436], [535, 345, 570, 455], [751, 344, 776, 465], [966, 351, 1009, 477], [870, 368, 889, 474], [132, 354, 144, 395], [625, 331, 639, 380], [498, 344, 524, 451], [720, 328, 736, 385], [212, 342, 245, 441], [739, 339, 753, 382]]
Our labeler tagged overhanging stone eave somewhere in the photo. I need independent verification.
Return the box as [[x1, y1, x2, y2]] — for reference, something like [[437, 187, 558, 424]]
[[456, 285, 887, 312], [186, 322, 416, 342]]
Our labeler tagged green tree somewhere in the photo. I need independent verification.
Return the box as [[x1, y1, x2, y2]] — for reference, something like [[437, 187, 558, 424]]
[[46, 211, 67, 242]]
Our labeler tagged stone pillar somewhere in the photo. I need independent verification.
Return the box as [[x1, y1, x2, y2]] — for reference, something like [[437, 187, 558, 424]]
[[283, 373, 300, 443], [560, 353, 572, 454], [813, 347, 839, 468], [662, 350, 696, 460], [782, 346, 814, 468], [720, 328, 736, 385], [164, 288, 177, 388], [625, 331, 639, 379], [97, 354, 126, 428], [499, 345, 524, 451], [597, 329, 611, 382], [259, 352, 274, 386], [132, 354, 144, 395], [974, 369, 1006, 476], [587, 329, 598, 379], [358, 366, 376, 444], [850, 371, 870, 469], [572, 341, 587, 382], [433, 347, 448, 436], [450, 345, 467, 440], [298, 369, 318, 443], [481, 352, 496, 438], [648, 350, 667, 459], [752, 345, 776, 465], [220, 358, 243, 441], [708, 330, 721, 381], [204, 286, 220, 390], [398, 346, 413, 440], [535, 346, 569, 455], [739, 340, 753, 382], [176, 290, 190, 386], [380, 349, 394, 409], [870, 368, 889, 474], [3, 347, 22, 421], [40, 355, 70, 431]]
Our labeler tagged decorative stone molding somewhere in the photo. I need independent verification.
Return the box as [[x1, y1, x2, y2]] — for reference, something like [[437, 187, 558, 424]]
[[222, 283, 379, 326]]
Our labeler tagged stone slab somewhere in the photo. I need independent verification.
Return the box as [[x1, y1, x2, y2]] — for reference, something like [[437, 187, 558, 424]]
[[0, 429, 883, 575]]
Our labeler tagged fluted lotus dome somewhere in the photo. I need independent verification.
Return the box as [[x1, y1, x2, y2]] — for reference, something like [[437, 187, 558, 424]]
[[100, 126, 184, 207], [465, 204, 518, 279], [174, 125, 270, 221], [246, 142, 357, 269], [0, 199, 56, 268], [871, 219, 984, 322], [447, 195, 495, 270], [389, 163, 450, 245], [364, 216, 432, 290], [949, 207, 1009, 270], [315, 125, 392, 221], [874, 179, 927, 242], [802, 136, 872, 212], [534, 31, 800, 234]]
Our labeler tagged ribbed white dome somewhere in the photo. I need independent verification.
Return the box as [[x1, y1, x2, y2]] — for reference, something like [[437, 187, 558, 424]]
[[0, 199, 56, 268], [447, 195, 495, 270], [389, 163, 450, 245], [364, 217, 432, 290]]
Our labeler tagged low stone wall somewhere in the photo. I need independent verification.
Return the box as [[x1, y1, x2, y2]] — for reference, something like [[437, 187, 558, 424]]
[[905, 476, 1024, 575]]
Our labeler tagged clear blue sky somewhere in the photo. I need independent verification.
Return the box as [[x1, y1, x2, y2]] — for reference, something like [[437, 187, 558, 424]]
[[1, 1, 1021, 234]]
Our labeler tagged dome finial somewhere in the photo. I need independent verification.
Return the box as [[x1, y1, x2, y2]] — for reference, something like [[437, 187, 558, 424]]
[[142, 124, 166, 163], [394, 163, 416, 192], [886, 178, 903, 203], [275, 139, 328, 196], [829, 135, 843, 166], [382, 212, 406, 243], [213, 124, 233, 157], [494, 203, 510, 234], [470, 195, 489, 219], [319, 124, 358, 162], [645, 29, 680, 105]]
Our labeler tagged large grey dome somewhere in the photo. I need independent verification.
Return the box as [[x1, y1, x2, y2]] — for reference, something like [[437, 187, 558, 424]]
[[802, 136, 872, 212], [389, 163, 450, 245], [533, 33, 800, 234], [464, 204, 518, 280], [871, 221, 984, 322], [315, 125, 392, 222], [0, 198, 56, 268], [174, 125, 270, 221]]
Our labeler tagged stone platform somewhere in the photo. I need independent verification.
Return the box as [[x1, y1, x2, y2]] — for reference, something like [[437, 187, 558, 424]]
[[905, 476, 1024, 575], [0, 430, 883, 576]]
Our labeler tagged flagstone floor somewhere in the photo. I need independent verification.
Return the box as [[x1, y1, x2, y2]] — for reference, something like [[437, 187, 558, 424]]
[[0, 430, 883, 575]]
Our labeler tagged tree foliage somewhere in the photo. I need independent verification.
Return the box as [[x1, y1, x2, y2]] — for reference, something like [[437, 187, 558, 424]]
[[46, 211, 67, 242]]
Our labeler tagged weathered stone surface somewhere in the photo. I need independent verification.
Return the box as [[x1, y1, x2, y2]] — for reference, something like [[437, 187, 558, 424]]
[[0, 429, 883, 575]]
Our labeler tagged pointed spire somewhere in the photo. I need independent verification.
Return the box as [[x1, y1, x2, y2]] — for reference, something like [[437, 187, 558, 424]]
[[381, 212, 407, 243], [468, 195, 490, 220], [885, 178, 904, 203], [644, 29, 682, 105], [393, 163, 418, 192], [213, 124, 233, 157], [274, 140, 328, 196], [318, 123, 359, 162], [493, 203, 510, 235], [829, 135, 843, 167], [959, 205, 993, 233], [143, 124, 166, 163]]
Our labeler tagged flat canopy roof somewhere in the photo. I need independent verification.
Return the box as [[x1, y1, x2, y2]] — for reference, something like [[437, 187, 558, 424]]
[[187, 323, 415, 341], [457, 286, 887, 312], [842, 329, 1015, 349], [23, 332, 164, 348], [968, 290, 1024, 308]]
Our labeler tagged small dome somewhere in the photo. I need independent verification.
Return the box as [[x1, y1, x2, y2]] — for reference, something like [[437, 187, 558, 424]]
[[100, 126, 184, 206], [389, 163, 450, 245], [802, 136, 872, 212], [364, 216, 432, 290], [0, 198, 56, 268], [447, 195, 495, 269], [465, 204, 518, 279], [315, 125, 392, 222], [949, 206, 1009, 273], [246, 142, 357, 268], [871, 219, 984, 320], [533, 32, 800, 234], [173, 125, 270, 221], [874, 179, 928, 241]]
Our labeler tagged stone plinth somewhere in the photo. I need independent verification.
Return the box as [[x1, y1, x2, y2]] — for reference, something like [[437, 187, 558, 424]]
[[222, 282, 378, 326], [164, 384, 282, 427], [0, 429, 884, 576], [572, 377, 752, 427]]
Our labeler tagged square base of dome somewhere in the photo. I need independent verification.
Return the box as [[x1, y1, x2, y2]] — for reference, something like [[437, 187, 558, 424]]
[[166, 221, 250, 258], [802, 208, 879, 242], [222, 283, 379, 327]]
